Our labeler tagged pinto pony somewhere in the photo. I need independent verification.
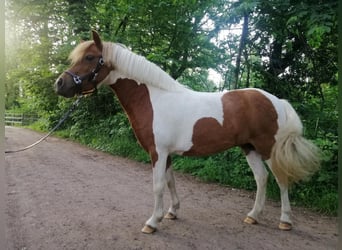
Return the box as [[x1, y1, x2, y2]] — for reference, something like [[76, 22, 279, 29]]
[[55, 31, 320, 233]]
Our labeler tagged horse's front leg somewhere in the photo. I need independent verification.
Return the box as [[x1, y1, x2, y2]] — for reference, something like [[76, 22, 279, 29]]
[[142, 153, 168, 234]]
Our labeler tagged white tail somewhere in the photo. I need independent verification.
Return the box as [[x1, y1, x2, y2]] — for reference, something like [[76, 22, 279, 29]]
[[270, 100, 321, 185]]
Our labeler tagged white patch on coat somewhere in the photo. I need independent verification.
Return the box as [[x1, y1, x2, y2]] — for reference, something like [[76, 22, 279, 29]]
[[147, 85, 226, 154]]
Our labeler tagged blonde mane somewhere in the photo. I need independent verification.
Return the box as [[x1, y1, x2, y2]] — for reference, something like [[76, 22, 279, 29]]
[[102, 42, 187, 92]]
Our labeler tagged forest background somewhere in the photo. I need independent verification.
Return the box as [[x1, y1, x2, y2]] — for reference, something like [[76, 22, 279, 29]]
[[5, 0, 338, 215]]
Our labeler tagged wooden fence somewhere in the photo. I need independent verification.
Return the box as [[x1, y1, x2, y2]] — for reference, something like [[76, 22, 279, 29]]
[[5, 112, 39, 126]]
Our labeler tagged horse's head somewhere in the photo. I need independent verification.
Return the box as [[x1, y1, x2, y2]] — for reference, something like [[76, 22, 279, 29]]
[[55, 31, 112, 98]]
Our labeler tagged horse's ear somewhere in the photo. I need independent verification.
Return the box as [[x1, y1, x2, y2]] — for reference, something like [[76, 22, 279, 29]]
[[92, 30, 103, 52]]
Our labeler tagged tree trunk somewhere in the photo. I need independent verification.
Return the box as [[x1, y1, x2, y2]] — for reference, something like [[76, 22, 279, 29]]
[[234, 13, 249, 89]]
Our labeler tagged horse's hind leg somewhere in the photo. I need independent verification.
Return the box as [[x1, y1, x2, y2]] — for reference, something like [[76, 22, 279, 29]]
[[266, 160, 292, 230], [244, 151, 268, 225], [164, 161, 180, 220]]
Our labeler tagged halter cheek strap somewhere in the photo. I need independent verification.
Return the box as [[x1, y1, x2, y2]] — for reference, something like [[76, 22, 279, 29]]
[[90, 57, 104, 81]]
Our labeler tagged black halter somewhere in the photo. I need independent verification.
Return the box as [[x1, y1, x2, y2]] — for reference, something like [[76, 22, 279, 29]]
[[65, 56, 105, 95]]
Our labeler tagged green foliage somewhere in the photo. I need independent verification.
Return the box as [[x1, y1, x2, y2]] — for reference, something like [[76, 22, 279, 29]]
[[173, 149, 255, 190], [71, 113, 150, 163], [89, 0, 228, 79], [246, 0, 337, 99]]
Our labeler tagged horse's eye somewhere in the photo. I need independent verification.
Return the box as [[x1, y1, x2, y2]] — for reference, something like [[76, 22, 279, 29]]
[[85, 55, 95, 61]]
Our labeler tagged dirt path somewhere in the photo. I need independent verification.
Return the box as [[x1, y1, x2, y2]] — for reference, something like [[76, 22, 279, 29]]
[[4, 126, 337, 250]]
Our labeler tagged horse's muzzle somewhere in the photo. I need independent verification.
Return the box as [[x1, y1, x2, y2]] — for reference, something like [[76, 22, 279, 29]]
[[55, 77, 75, 98]]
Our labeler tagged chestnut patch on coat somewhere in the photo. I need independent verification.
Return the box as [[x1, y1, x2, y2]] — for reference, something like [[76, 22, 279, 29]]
[[110, 79, 158, 166], [184, 90, 278, 160]]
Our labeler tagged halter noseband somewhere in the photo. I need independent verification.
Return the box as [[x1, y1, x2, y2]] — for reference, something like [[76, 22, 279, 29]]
[[65, 56, 105, 95]]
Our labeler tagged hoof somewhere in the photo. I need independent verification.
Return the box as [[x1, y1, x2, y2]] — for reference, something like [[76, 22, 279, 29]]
[[244, 216, 258, 225], [164, 212, 177, 220], [141, 225, 156, 234], [279, 222, 292, 231]]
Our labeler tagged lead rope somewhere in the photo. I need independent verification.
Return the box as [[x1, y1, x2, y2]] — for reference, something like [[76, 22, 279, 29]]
[[5, 96, 83, 154]]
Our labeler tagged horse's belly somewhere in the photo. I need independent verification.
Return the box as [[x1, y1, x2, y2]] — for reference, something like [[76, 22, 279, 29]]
[[181, 116, 242, 156], [182, 141, 235, 156]]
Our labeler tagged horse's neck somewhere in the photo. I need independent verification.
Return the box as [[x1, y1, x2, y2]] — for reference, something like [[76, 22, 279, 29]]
[[110, 78, 155, 153], [110, 79, 150, 111], [110, 78, 153, 122]]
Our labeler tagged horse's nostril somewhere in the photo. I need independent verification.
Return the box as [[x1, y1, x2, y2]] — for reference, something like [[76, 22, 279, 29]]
[[56, 78, 64, 89]]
